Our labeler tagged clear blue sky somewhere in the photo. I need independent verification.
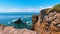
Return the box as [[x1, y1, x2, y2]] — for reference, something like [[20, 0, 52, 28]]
[[0, 0, 60, 12]]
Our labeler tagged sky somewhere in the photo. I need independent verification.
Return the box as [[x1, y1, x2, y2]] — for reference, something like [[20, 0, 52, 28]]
[[0, 0, 60, 12]]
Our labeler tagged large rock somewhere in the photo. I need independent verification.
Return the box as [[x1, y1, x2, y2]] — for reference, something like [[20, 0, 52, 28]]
[[32, 8, 60, 34], [13, 18, 23, 24]]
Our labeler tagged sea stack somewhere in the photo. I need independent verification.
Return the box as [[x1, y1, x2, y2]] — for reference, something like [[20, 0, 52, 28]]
[[14, 18, 23, 24]]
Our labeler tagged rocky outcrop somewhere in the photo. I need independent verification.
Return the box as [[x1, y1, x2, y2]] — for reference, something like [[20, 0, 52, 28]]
[[13, 18, 23, 24], [0, 26, 36, 34], [31, 9, 50, 31], [40, 8, 51, 22], [31, 15, 38, 30], [32, 8, 60, 34]]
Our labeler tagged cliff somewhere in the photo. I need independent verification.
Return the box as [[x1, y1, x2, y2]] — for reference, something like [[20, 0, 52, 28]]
[[32, 4, 60, 34]]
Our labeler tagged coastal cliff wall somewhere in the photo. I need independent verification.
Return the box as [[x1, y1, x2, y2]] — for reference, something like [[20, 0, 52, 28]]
[[32, 4, 60, 34]]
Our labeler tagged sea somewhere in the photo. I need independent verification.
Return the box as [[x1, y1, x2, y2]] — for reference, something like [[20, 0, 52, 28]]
[[0, 12, 39, 29]]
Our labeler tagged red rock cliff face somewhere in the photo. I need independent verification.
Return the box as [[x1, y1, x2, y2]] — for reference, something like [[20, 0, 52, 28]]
[[32, 8, 60, 34]]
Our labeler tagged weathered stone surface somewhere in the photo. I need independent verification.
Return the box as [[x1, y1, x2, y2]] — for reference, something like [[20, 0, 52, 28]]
[[0, 26, 36, 34], [32, 8, 60, 34]]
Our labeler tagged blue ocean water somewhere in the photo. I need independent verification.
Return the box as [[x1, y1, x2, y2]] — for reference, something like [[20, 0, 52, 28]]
[[0, 12, 39, 29]]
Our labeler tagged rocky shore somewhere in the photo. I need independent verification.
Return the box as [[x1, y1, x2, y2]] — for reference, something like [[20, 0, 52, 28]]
[[0, 26, 36, 34], [0, 4, 60, 34]]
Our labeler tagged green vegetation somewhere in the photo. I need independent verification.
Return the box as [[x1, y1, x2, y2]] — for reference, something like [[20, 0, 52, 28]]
[[52, 4, 60, 13]]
